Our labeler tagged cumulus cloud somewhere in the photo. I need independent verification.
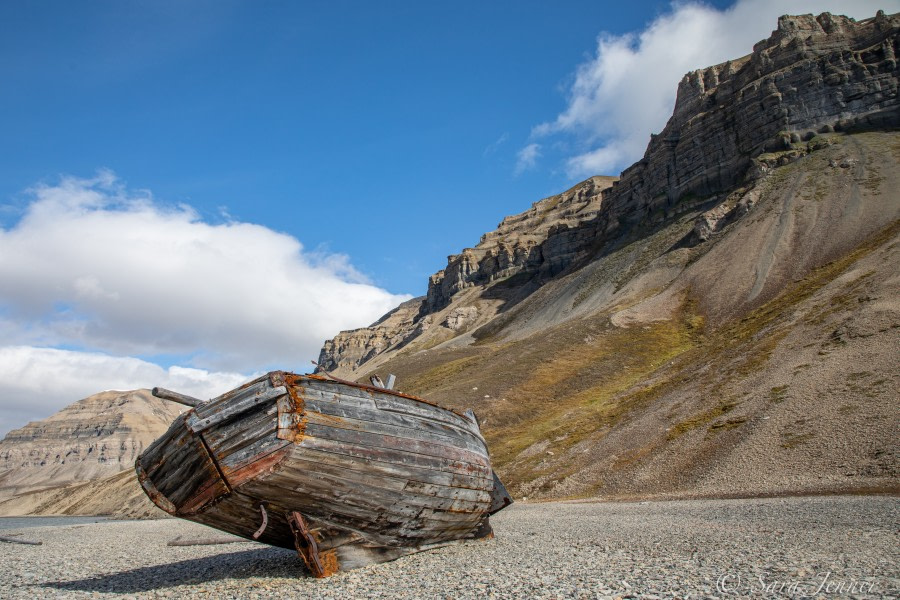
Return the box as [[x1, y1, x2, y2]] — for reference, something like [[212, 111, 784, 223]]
[[0, 172, 410, 370], [534, 0, 895, 177], [0, 172, 411, 435], [0, 346, 250, 435], [514, 143, 541, 174]]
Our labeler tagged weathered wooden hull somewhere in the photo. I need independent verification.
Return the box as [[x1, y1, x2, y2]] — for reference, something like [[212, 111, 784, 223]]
[[135, 371, 511, 576]]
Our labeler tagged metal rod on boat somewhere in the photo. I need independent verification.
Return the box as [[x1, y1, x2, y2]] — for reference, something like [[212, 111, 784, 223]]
[[152, 387, 202, 407]]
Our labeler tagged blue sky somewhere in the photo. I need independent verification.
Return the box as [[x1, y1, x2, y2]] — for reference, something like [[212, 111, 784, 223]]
[[1, 1, 723, 293], [0, 0, 893, 434]]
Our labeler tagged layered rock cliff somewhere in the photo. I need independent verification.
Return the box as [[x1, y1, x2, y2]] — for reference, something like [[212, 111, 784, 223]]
[[0, 389, 183, 515], [316, 176, 617, 373], [587, 10, 900, 236], [421, 175, 618, 315], [319, 11, 900, 378]]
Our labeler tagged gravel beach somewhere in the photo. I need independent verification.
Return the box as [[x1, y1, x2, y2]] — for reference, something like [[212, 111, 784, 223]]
[[0, 495, 896, 599]]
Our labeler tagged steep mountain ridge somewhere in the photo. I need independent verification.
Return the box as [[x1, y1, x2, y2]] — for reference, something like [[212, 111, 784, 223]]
[[316, 12, 900, 500], [319, 11, 900, 375]]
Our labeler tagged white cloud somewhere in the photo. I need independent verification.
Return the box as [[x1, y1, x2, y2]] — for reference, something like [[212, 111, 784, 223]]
[[535, 0, 896, 177], [514, 143, 541, 174], [483, 132, 509, 157], [0, 172, 412, 435], [0, 346, 250, 436]]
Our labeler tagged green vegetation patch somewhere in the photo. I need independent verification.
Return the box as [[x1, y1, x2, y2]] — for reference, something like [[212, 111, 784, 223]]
[[769, 385, 789, 403], [401, 355, 481, 392], [781, 431, 815, 449], [488, 297, 704, 483], [667, 400, 738, 440]]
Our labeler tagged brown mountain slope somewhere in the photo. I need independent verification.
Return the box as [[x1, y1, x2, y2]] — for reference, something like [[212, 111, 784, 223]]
[[0, 389, 183, 516], [317, 13, 900, 500]]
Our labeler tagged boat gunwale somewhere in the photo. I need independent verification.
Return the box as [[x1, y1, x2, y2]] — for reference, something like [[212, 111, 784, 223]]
[[201, 371, 477, 428], [292, 373, 478, 426]]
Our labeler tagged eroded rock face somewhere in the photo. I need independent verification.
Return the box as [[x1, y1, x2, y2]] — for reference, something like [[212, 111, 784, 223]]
[[443, 306, 478, 331], [318, 11, 900, 376], [315, 177, 617, 375], [593, 11, 900, 237], [0, 390, 183, 502], [421, 176, 617, 315], [316, 297, 426, 374]]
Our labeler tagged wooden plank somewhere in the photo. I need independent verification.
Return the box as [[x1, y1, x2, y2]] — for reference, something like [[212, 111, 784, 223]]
[[194, 379, 270, 419], [299, 379, 476, 431], [303, 422, 489, 466], [220, 444, 291, 488], [280, 451, 491, 502], [293, 385, 377, 411], [204, 403, 278, 459], [164, 456, 221, 508], [373, 395, 478, 431], [303, 396, 478, 441], [251, 471, 418, 525], [303, 410, 488, 455], [167, 536, 251, 546], [219, 435, 292, 472], [401, 479, 491, 504], [272, 462, 489, 514], [273, 460, 488, 512], [0, 535, 41, 546], [188, 385, 287, 433], [147, 440, 210, 497], [302, 376, 470, 420], [139, 415, 191, 470], [152, 387, 202, 407], [299, 435, 492, 478], [288, 445, 491, 490]]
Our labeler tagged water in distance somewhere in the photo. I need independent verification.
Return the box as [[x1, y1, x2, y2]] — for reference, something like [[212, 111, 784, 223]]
[[0, 516, 118, 530]]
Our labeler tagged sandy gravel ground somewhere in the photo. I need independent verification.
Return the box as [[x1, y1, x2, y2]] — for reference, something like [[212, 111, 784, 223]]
[[0, 495, 896, 599]]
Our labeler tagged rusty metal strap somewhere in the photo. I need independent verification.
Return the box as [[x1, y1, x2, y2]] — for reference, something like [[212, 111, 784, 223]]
[[252, 504, 269, 540], [287, 511, 327, 578]]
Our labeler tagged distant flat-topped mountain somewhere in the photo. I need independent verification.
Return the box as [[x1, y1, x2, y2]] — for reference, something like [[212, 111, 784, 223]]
[[0, 389, 183, 517], [317, 12, 900, 500]]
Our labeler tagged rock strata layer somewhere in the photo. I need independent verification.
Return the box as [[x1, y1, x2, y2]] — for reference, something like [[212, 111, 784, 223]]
[[0, 390, 183, 507], [421, 175, 617, 315]]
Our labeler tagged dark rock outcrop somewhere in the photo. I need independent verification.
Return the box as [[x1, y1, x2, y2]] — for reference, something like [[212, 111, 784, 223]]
[[593, 11, 899, 235], [316, 297, 425, 374], [421, 175, 617, 315]]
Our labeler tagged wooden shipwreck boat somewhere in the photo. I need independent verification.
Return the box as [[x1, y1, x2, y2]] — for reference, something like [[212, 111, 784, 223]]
[[135, 371, 512, 577]]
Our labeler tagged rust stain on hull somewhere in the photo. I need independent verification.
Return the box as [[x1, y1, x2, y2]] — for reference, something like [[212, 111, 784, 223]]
[[222, 446, 291, 489]]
